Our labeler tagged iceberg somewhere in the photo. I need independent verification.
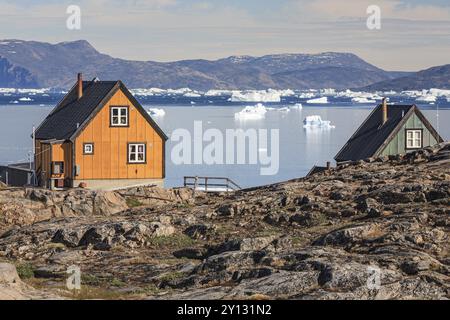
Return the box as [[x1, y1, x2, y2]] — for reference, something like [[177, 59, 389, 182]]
[[416, 95, 437, 103], [429, 88, 450, 97], [306, 97, 328, 104], [205, 90, 233, 97], [303, 115, 335, 129], [298, 92, 316, 99], [351, 97, 376, 104], [184, 92, 201, 98], [234, 103, 267, 120], [147, 108, 166, 116], [231, 90, 281, 102]]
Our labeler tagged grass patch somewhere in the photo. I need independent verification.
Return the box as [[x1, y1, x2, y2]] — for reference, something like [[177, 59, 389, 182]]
[[110, 278, 126, 288], [44, 243, 66, 250], [66, 285, 127, 300], [16, 263, 35, 279], [148, 234, 196, 248], [126, 197, 144, 208], [81, 274, 103, 286], [159, 271, 184, 283]]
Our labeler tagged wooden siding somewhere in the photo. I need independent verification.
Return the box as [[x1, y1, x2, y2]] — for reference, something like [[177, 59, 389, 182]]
[[380, 113, 438, 156], [74, 89, 164, 180], [35, 140, 51, 186], [35, 140, 73, 185]]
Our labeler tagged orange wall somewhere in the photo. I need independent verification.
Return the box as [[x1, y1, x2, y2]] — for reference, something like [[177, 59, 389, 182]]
[[74, 89, 164, 180]]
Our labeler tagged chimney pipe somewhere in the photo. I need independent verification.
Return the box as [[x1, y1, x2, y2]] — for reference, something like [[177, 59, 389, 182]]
[[382, 97, 388, 125], [77, 73, 83, 100], [326, 161, 331, 170]]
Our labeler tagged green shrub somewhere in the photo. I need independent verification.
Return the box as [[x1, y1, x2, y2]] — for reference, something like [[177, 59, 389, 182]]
[[16, 263, 35, 279]]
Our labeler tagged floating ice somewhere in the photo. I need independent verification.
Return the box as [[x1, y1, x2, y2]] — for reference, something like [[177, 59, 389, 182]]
[[234, 103, 267, 120], [416, 95, 437, 103], [429, 88, 450, 97], [231, 90, 281, 102], [351, 97, 376, 104], [184, 92, 201, 98], [205, 90, 233, 97], [298, 92, 316, 99], [278, 107, 290, 112], [303, 115, 335, 129], [18, 97, 33, 101], [147, 108, 166, 116], [306, 97, 328, 104]]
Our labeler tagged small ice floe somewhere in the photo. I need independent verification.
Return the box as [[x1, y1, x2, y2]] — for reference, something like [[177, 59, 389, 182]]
[[416, 95, 437, 103], [298, 92, 316, 99], [147, 108, 166, 117], [184, 92, 201, 98], [351, 97, 376, 104], [10, 100, 19, 104], [290, 103, 303, 110], [303, 115, 335, 129], [306, 97, 328, 104], [19, 97, 33, 102], [234, 103, 267, 120], [190, 101, 196, 105]]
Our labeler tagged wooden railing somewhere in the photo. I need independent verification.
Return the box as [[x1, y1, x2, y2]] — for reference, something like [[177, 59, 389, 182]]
[[183, 176, 241, 192]]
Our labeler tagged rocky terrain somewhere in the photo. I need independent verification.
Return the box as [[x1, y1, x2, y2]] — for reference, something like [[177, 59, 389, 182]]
[[0, 143, 449, 300]]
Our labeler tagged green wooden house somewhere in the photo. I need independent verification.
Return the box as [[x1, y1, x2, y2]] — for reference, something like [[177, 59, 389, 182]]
[[335, 99, 443, 163]]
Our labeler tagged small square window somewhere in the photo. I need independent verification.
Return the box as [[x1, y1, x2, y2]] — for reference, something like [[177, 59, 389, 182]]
[[84, 143, 94, 155], [128, 143, 146, 163], [111, 106, 128, 126], [406, 130, 422, 149]]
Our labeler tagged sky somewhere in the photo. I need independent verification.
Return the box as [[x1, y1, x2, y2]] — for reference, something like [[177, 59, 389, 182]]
[[0, 0, 449, 71]]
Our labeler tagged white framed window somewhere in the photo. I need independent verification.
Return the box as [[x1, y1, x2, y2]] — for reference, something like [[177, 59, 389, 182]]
[[111, 106, 128, 126], [128, 143, 146, 163], [406, 129, 422, 149], [83, 143, 94, 155]]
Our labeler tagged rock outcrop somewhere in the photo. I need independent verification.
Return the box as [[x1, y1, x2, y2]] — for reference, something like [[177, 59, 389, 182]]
[[0, 143, 448, 299]]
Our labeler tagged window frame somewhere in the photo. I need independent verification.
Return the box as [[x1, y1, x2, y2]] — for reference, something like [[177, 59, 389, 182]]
[[52, 161, 65, 175], [128, 143, 147, 164], [83, 143, 94, 155], [405, 129, 423, 150], [110, 106, 129, 127]]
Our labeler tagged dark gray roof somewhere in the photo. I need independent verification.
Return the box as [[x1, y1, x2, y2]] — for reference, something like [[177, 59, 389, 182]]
[[35, 80, 168, 141], [334, 104, 438, 162]]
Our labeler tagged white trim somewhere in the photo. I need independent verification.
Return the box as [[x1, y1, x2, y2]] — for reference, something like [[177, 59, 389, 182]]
[[128, 143, 146, 163], [111, 106, 128, 126], [406, 129, 422, 149], [84, 143, 93, 154]]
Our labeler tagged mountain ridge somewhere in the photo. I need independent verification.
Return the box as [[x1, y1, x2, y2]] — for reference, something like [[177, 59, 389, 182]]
[[0, 39, 421, 90], [360, 64, 450, 91]]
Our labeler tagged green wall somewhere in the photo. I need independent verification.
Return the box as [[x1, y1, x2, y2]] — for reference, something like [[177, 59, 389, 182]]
[[381, 113, 438, 156]]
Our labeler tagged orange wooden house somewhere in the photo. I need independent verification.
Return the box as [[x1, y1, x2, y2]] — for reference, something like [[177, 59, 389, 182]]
[[34, 74, 167, 190]]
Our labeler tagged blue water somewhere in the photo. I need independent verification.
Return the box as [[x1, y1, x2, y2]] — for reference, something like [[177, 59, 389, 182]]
[[0, 95, 449, 188]]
